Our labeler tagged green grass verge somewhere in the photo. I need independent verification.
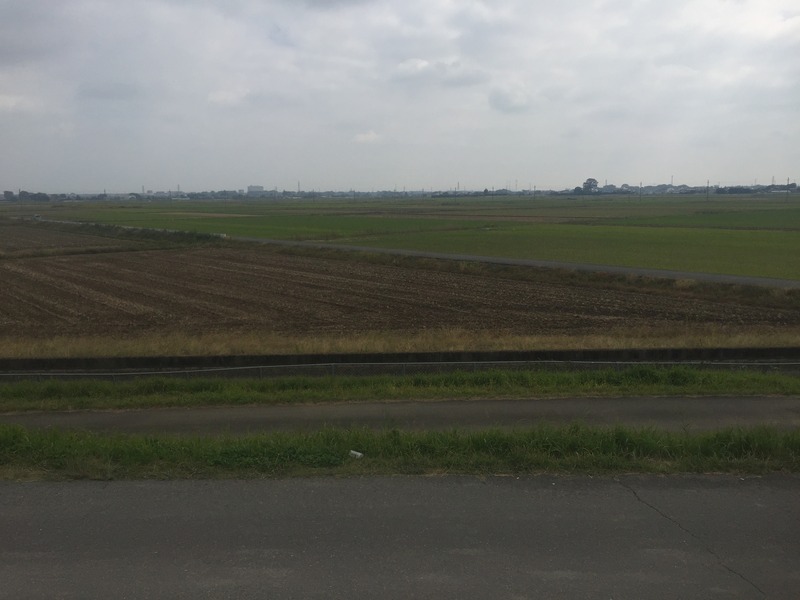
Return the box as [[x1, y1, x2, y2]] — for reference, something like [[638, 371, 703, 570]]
[[2, 367, 798, 412], [2, 424, 797, 480]]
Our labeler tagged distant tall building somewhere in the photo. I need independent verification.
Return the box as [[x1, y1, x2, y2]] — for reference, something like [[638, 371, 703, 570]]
[[247, 185, 264, 194]]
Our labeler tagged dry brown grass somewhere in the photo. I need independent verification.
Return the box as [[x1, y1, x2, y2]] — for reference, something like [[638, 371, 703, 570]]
[[1, 324, 798, 359]]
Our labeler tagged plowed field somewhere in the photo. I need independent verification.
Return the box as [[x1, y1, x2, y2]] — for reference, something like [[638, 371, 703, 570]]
[[0, 223, 144, 257], [1, 239, 797, 340]]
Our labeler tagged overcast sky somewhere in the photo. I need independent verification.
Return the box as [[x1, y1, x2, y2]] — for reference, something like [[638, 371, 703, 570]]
[[1, 0, 798, 193]]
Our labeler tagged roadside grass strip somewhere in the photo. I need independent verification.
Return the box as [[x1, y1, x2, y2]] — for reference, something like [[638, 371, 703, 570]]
[[1, 367, 799, 412], [1, 424, 798, 480]]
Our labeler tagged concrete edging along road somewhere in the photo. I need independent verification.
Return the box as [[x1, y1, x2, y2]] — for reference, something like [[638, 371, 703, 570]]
[[1, 347, 799, 379]]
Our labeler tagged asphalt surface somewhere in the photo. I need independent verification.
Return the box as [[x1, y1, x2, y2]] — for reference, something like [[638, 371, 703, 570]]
[[4, 396, 800, 435], [2, 475, 798, 599]]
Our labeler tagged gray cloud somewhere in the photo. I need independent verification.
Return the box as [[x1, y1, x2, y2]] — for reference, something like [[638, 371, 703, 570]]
[[488, 86, 534, 113], [0, 0, 797, 193], [77, 82, 144, 102], [392, 58, 488, 88], [297, 0, 375, 8]]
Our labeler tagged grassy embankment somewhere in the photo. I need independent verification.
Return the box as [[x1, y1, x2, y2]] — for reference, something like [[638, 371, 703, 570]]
[[2, 424, 798, 480], [2, 367, 799, 412], [4, 367, 798, 480]]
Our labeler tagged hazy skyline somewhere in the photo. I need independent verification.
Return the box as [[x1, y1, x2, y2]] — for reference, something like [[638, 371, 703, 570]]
[[1, 0, 798, 194]]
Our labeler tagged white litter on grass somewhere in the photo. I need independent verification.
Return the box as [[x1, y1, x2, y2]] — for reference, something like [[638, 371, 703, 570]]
[[349, 450, 364, 459]]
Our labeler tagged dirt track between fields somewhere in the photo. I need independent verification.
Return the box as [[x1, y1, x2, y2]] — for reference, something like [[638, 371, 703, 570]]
[[4, 396, 800, 434], [1, 229, 798, 340]]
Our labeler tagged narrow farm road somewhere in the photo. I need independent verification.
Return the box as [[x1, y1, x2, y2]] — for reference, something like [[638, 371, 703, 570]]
[[2, 475, 798, 599], [4, 396, 800, 435]]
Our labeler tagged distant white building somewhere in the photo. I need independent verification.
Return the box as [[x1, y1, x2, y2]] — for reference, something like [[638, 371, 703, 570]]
[[247, 185, 264, 194]]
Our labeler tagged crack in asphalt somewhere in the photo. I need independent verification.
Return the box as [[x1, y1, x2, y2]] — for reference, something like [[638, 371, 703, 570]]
[[616, 479, 766, 598]]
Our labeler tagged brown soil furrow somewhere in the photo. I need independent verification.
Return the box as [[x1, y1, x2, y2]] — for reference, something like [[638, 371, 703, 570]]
[[37, 253, 265, 323], [0, 269, 87, 327], [0, 225, 126, 252], [4, 261, 159, 319], [0, 287, 84, 327], [1, 232, 798, 339], [90, 251, 430, 325]]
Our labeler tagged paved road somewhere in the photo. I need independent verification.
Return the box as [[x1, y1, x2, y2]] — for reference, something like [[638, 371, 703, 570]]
[[244, 238, 800, 289], [4, 396, 800, 435], [1, 475, 798, 599]]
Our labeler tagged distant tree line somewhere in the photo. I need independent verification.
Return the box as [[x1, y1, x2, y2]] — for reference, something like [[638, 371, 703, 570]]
[[2, 181, 796, 203], [2, 190, 53, 202]]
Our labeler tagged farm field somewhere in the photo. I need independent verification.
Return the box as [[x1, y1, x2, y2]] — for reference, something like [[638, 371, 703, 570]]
[[7, 194, 800, 280], [1, 216, 799, 480], [0, 223, 147, 258], [0, 220, 798, 357]]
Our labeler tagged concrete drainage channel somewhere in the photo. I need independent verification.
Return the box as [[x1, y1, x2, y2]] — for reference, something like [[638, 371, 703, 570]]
[[0, 348, 799, 381]]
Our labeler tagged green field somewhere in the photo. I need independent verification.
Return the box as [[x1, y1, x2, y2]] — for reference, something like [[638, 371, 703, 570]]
[[337, 224, 799, 278], [6, 194, 799, 279], [609, 207, 800, 229]]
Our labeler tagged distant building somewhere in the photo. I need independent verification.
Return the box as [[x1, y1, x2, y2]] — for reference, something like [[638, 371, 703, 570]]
[[247, 185, 265, 196]]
